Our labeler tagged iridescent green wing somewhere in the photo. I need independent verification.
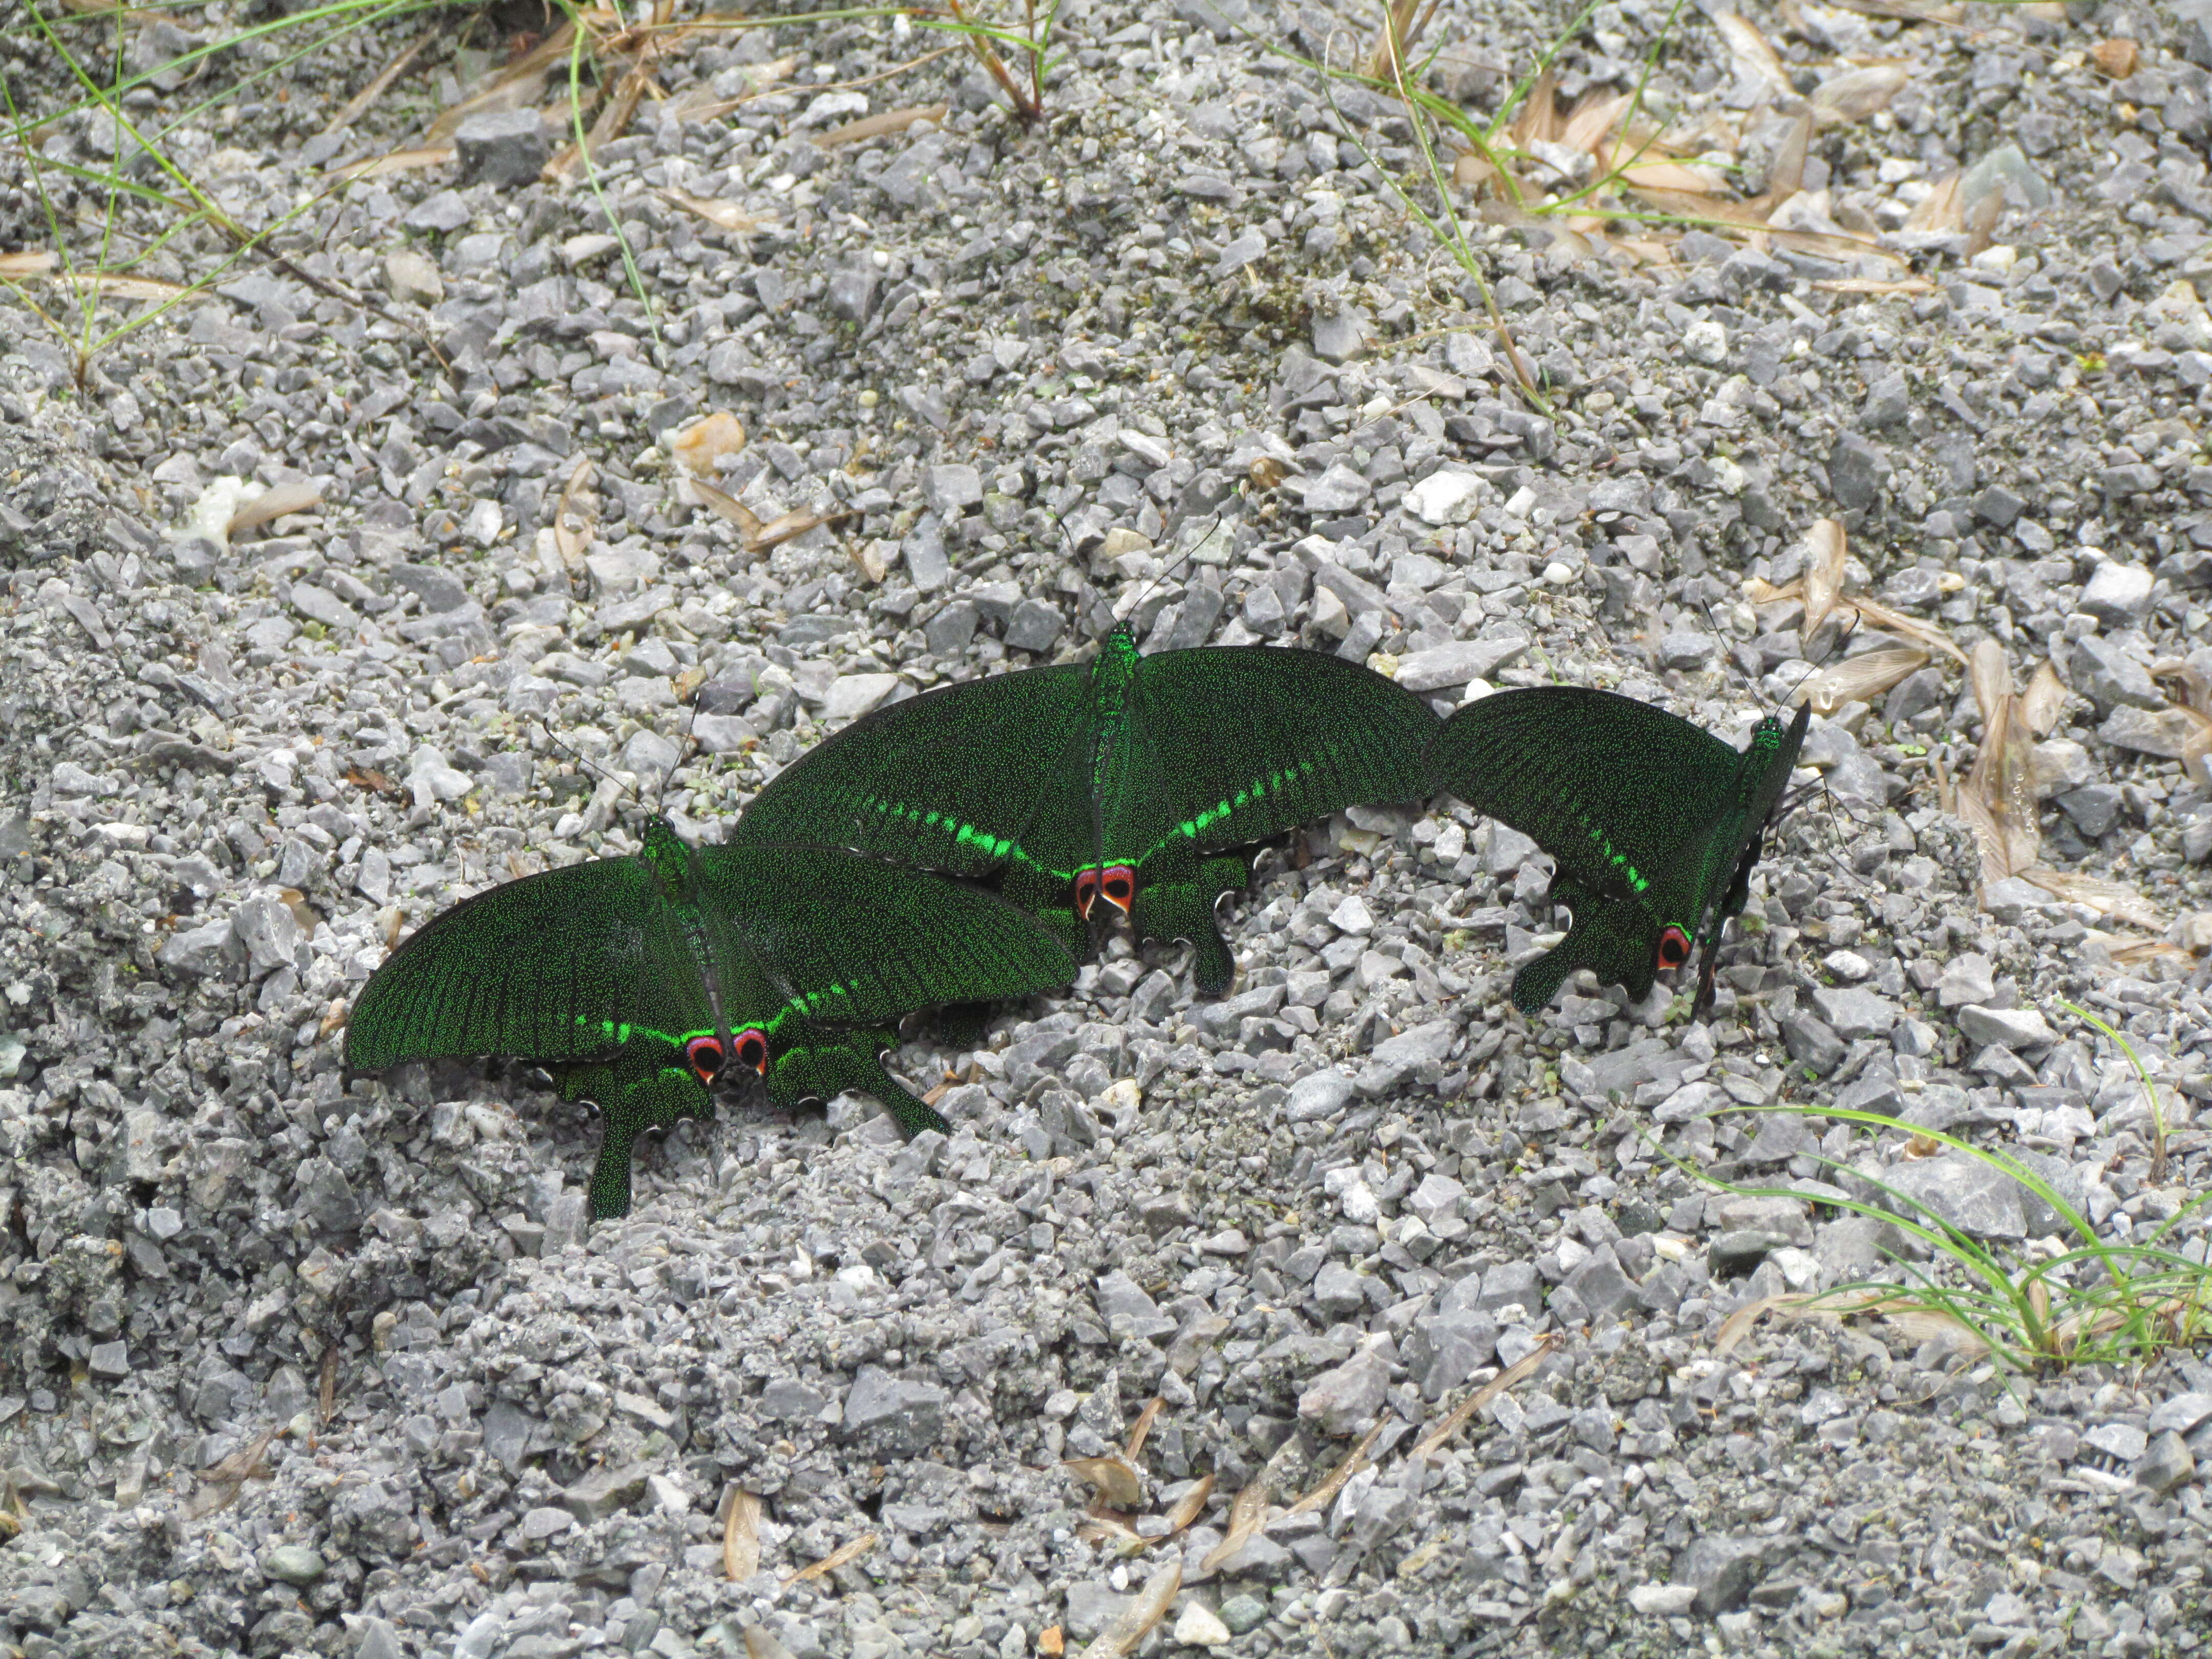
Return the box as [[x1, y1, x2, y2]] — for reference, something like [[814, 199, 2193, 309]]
[[728, 667, 1091, 878], [1427, 688, 1750, 1013], [1428, 688, 1748, 900], [1685, 702, 1811, 1016], [1116, 644, 1442, 863], [344, 855, 692, 1071], [696, 843, 1080, 1030]]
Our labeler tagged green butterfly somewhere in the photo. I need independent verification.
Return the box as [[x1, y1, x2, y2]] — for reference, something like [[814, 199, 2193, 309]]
[[728, 620, 1440, 993], [344, 819, 1075, 1218], [1429, 688, 1811, 1015]]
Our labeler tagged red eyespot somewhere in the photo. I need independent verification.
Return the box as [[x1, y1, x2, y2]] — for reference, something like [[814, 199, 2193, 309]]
[[1073, 869, 1101, 919], [685, 1036, 725, 1085], [1656, 926, 1692, 971], [1097, 866, 1136, 914], [733, 1028, 769, 1076]]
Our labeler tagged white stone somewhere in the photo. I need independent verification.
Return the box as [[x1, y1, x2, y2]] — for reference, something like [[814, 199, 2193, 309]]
[[1328, 895, 1373, 934], [823, 673, 900, 722], [1173, 1601, 1231, 1646], [1402, 467, 1486, 526]]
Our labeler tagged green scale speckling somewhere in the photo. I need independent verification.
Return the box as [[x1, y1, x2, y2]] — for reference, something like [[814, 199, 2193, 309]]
[[1427, 687, 1811, 1017], [728, 619, 1441, 993], [344, 822, 1075, 1220]]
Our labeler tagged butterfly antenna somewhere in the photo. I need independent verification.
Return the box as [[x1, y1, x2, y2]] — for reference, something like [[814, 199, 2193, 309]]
[[1698, 598, 1768, 712], [539, 722, 643, 809], [1115, 512, 1225, 630], [653, 694, 705, 820]]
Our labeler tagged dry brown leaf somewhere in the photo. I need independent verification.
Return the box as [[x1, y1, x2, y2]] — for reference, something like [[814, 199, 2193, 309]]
[[657, 187, 770, 235], [1713, 12, 1796, 100], [227, 481, 322, 538], [2091, 38, 2140, 78], [1968, 634, 2010, 727], [2018, 868, 2163, 931], [423, 22, 581, 146], [1773, 226, 1904, 266], [721, 1487, 761, 1581], [781, 1532, 876, 1586], [1199, 1433, 1307, 1573], [1560, 90, 1632, 157], [670, 411, 748, 475], [332, 146, 456, 181], [548, 63, 647, 179], [753, 506, 854, 552], [1811, 276, 1938, 296], [322, 35, 430, 138], [1075, 1514, 1148, 1552], [1198, 1480, 1269, 1573], [1713, 1289, 1905, 1354], [1412, 1334, 1557, 1460], [816, 104, 950, 148], [1963, 187, 2002, 258], [1810, 63, 1909, 127], [1755, 110, 1812, 209], [553, 461, 598, 572], [743, 1626, 799, 1659], [1627, 185, 1776, 230], [1123, 1396, 1163, 1462], [1507, 69, 1560, 149], [1286, 1419, 1386, 1518], [1162, 1472, 1215, 1536], [1845, 595, 1967, 663], [1904, 171, 1963, 233], [1883, 1307, 1991, 1359], [183, 1426, 281, 1520], [2020, 660, 2067, 737], [1076, 1562, 1179, 1659], [1793, 641, 1929, 713], [1064, 1456, 1146, 1511], [1801, 518, 1848, 635], [689, 477, 764, 541], [1827, 0, 1961, 18]]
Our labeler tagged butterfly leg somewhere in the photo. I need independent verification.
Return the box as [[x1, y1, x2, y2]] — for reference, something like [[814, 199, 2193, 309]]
[[1132, 856, 1249, 995], [558, 1056, 713, 1221], [770, 1029, 953, 1138], [1510, 905, 1658, 1015]]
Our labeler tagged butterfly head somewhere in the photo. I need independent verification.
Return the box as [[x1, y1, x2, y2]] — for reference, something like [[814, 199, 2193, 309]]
[[685, 1028, 770, 1086], [1074, 864, 1136, 920]]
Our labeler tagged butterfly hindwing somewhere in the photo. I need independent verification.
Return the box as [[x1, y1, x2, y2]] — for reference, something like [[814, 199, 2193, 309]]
[[1431, 688, 1806, 1013], [697, 843, 1079, 1029], [344, 855, 678, 1073], [728, 666, 1090, 878]]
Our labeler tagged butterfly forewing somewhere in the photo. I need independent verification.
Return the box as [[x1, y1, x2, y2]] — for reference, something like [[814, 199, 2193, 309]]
[[345, 856, 672, 1071], [728, 666, 1090, 876], [1126, 645, 1439, 859], [697, 844, 1078, 1029], [1429, 688, 1746, 908]]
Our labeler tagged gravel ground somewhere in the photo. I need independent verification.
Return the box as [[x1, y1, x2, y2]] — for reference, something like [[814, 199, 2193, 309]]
[[8, 0, 2212, 1654]]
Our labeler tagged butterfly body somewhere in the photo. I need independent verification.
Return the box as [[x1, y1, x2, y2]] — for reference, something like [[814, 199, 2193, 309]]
[[1427, 688, 1811, 1016], [730, 621, 1439, 992], [344, 822, 1076, 1218]]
